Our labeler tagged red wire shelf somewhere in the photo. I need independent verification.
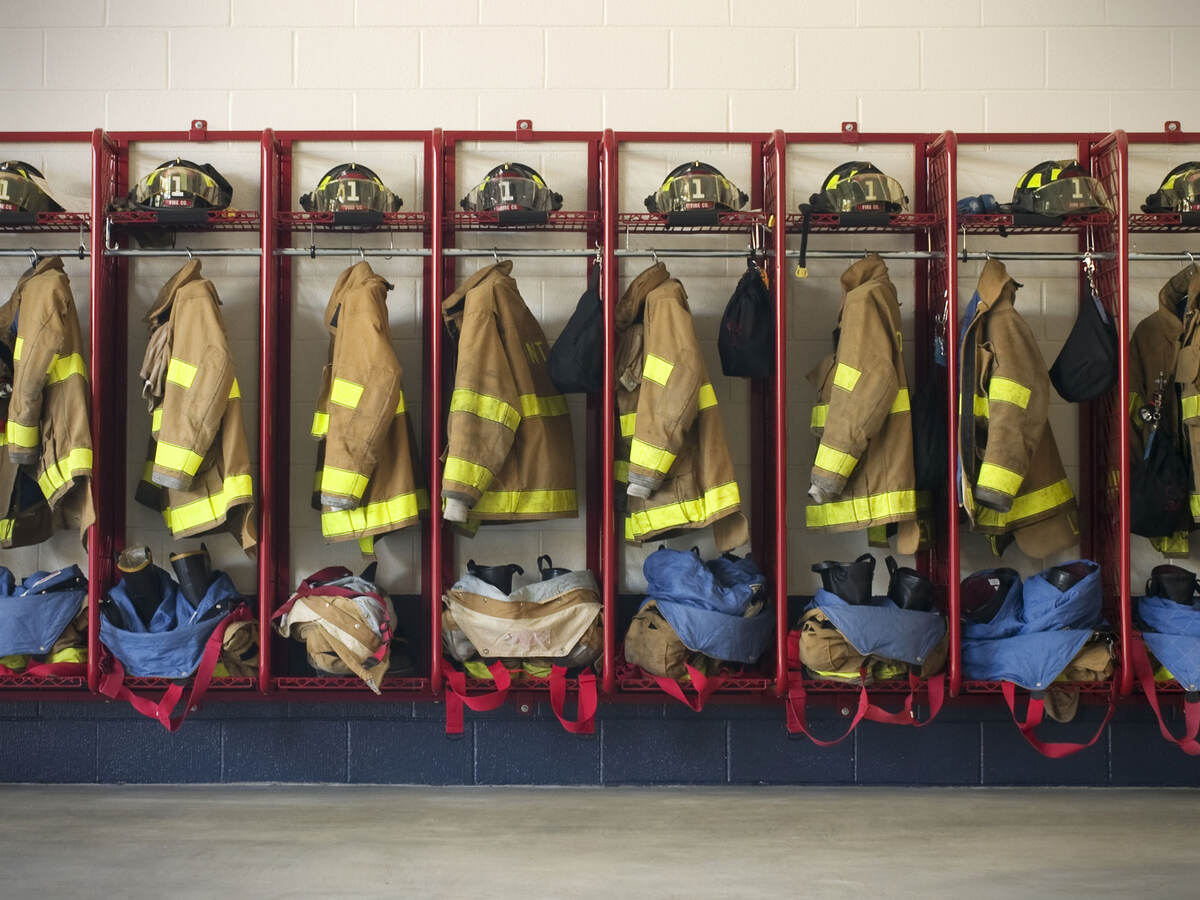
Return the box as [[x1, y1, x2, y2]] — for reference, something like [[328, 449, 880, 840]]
[[119, 676, 256, 690], [452, 210, 598, 231], [617, 211, 768, 234], [278, 210, 427, 232], [272, 676, 428, 691], [790, 675, 929, 694], [0, 674, 87, 689], [107, 209, 262, 231], [959, 212, 1114, 234], [462, 673, 586, 691], [784, 212, 938, 233], [616, 664, 773, 693], [0, 211, 90, 233], [1128, 212, 1200, 232], [961, 680, 1115, 694]]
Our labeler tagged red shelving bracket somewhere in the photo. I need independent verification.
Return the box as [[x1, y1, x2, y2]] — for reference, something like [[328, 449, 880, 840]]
[[189, 119, 208, 141], [840, 122, 859, 143], [515, 119, 534, 141]]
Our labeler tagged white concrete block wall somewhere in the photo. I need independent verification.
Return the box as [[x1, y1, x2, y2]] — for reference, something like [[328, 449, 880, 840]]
[[2, 1, 1198, 605]]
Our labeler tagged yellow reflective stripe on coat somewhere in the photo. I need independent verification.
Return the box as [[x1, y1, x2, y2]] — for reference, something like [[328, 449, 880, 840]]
[[833, 362, 861, 392], [625, 481, 741, 540], [805, 489, 918, 528], [322, 489, 423, 537], [988, 376, 1031, 409], [614, 460, 629, 483], [444, 455, 492, 491], [46, 353, 86, 385], [519, 393, 568, 418], [811, 404, 829, 428], [976, 462, 1024, 497], [958, 393, 990, 417], [0, 518, 12, 541], [163, 474, 254, 534], [166, 357, 197, 389], [450, 388, 521, 431], [37, 447, 92, 499], [151, 407, 163, 432], [698, 383, 718, 410], [474, 488, 577, 516], [974, 478, 1074, 527], [47, 646, 86, 664], [642, 353, 674, 386], [1183, 394, 1200, 421], [320, 465, 369, 500], [12, 336, 23, 360], [1192, 494, 1200, 518], [620, 412, 637, 437], [228, 379, 240, 400], [311, 411, 329, 438], [629, 438, 676, 475], [154, 440, 204, 476], [814, 442, 857, 478], [1129, 392, 1142, 417], [395, 392, 406, 415], [889, 388, 911, 413], [330, 377, 364, 409], [5, 419, 39, 448]]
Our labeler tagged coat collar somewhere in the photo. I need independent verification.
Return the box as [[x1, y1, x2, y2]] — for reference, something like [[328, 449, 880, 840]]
[[441, 260, 514, 333], [1167, 263, 1200, 320], [0, 256, 65, 331], [144, 259, 206, 327], [324, 261, 390, 333], [839, 253, 890, 293], [616, 262, 671, 331], [969, 258, 1019, 320]]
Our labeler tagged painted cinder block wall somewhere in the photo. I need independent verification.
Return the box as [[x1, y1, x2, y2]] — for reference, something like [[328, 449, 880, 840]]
[[2, 0, 1199, 783]]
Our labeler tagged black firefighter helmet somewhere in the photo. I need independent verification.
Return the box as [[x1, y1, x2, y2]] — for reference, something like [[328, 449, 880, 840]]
[[645, 161, 748, 213], [128, 158, 234, 210], [460, 162, 562, 212], [299, 162, 403, 213], [809, 161, 909, 214], [0, 161, 63, 214], [1011, 160, 1110, 218]]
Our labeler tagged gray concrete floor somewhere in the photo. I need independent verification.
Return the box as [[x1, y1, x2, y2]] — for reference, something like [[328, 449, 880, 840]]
[[1, 786, 1197, 899]]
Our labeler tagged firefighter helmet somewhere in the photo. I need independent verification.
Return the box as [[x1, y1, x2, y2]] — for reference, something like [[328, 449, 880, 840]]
[[129, 158, 234, 210], [299, 162, 402, 213], [1011, 160, 1110, 218], [809, 161, 908, 214], [0, 161, 63, 214], [460, 163, 562, 212], [645, 161, 748, 213], [1142, 162, 1200, 213]]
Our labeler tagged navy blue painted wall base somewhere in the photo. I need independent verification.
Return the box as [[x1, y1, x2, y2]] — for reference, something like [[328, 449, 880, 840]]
[[2, 699, 1199, 785]]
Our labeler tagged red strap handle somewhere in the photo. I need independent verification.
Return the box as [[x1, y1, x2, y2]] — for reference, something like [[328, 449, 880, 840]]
[[98, 606, 251, 733], [0, 660, 87, 677], [1130, 636, 1200, 756], [785, 674, 871, 746], [549, 665, 598, 734], [653, 664, 725, 712], [443, 661, 512, 735], [274, 569, 393, 664], [1000, 679, 1116, 758]]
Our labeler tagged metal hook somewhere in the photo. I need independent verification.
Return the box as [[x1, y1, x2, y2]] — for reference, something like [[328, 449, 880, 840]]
[[78, 220, 86, 260], [650, 248, 658, 265], [959, 224, 968, 264], [104, 215, 119, 253], [27, 247, 38, 268], [1188, 250, 1196, 271], [492, 247, 501, 264], [186, 247, 194, 260], [359, 247, 366, 263], [309, 221, 316, 260], [593, 241, 603, 266]]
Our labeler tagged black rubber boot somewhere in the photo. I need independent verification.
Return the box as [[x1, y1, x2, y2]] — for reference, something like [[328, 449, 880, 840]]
[[466, 560, 524, 594], [117, 546, 161, 628], [1045, 561, 1095, 593], [811, 553, 875, 605], [960, 568, 1020, 625], [1147, 564, 1198, 605], [170, 544, 214, 608], [537, 555, 571, 581], [885, 555, 934, 612]]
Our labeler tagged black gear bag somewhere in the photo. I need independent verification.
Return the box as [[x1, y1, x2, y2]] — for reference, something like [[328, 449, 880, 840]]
[[1050, 288, 1118, 402], [547, 265, 603, 394], [1131, 422, 1192, 539], [718, 259, 774, 378]]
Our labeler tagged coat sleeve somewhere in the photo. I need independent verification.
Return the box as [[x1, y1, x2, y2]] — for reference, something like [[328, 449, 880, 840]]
[[319, 286, 402, 511], [810, 295, 899, 498], [5, 284, 67, 464], [626, 288, 704, 498], [442, 295, 521, 507], [973, 313, 1050, 511], [150, 289, 234, 490]]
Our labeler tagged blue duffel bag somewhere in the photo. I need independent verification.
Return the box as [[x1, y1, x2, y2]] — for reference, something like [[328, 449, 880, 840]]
[[0, 566, 88, 674], [1131, 565, 1200, 755]]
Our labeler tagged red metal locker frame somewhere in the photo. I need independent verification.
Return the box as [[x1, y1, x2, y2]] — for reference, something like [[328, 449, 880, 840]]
[[431, 126, 605, 713], [951, 131, 1132, 703], [264, 129, 434, 696], [779, 128, 954, 729], [0, 130, 97, 697]]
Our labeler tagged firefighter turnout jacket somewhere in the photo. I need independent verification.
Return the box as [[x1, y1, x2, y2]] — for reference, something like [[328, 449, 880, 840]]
[[959, 259, 1079, 557], [1130, 263, 1196, 556], [1173, 265, 1200, 525], [806, 255, 919, 535], [615, 263, 748, 552], [0, 257, 95, 547], [311, 262, 425, 550], [441, 261, 577, 524], [134, 261, 256, 551]]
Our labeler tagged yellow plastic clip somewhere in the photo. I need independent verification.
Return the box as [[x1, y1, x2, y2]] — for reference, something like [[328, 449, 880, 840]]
[[794, 263, 809, 279]]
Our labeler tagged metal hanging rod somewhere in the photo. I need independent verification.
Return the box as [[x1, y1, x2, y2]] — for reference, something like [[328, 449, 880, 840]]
[[0, 247, 89, 260], [276, 247, 432, 258], [782, 249, 943, 261], [959, 250, 1115, 261], [444, 248, 598, 258], [104, 248, 262, 258], [616, 248, 753, 259], [1127, 251, 1200, 262]]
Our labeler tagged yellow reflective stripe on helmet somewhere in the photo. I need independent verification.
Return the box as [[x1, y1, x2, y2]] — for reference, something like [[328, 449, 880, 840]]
[[519, 393, 568, 418], [450, 388, 521, 431], [37, 447, 92, 499], [833, 362, 861, 392], [642, 353, 674, 386], [320, 465, 369, 500], [620, 412, 637, 437], [154, 440, 204, 477], [974, 478, 1074, 527], [474, 488, 577, 516], [698, 383, 718, 410], [805, 489, 918, 528], [163, 473, 254, 534], [1183, 394, 1200, 420], [976, 462, 1024, 497], [890, 388, 911, 414], [47, 353, 86, 385], [166, 357, 197, 389], [151, 407, 163, 432], [1192, 494, 1200, 518], [811, 404, 829, 428], [12, 336, 23, 360], [6, 419, 39, 448], [814, 442, 857, 478], [444, 455, 492, 492], [989, 376, 1031, 409], [228, 379, 240, 400], [625, 481, 741, 540], [1026, 172, 1042, 189], [311, 411, 329, 438], [630, 438, 676, 475], [322, 489, 423, 537], [614, 460, 629, 483], [330, 377, 364, 409]]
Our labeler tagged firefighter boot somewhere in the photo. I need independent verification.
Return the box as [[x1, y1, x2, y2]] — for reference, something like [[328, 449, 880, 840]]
[[466, 560, 524, 594], [537, 555, 571, 581], [885, 555, 934, 612], [170, 544, 214, 608], [1147, 564, 1198, 605], [117, 546, 161, 628], [811, 554, 876, 605]]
